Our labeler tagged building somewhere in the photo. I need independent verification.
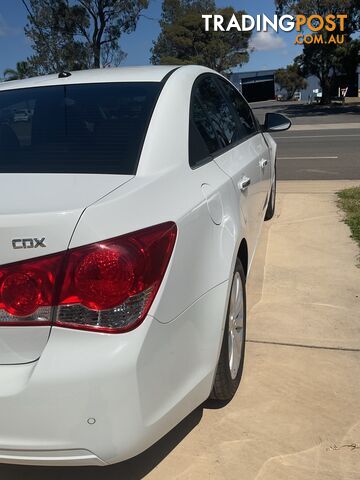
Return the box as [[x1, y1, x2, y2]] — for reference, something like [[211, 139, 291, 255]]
[[229, 70, 276, 102], [230, 66, 360, 102], [229, 69, 316, 102]]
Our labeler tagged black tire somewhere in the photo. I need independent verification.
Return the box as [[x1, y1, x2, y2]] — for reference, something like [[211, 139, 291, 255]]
[[210, 259, 246, 401], [265, 171, 276, 221]]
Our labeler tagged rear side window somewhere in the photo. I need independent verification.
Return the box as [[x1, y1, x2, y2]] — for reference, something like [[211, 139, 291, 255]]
[[196, 76, 238, 148], [189, 95, 219, 166], [216, 78, 257, 138], [0, 82, 161, 174], [189, 75, 240, 167]]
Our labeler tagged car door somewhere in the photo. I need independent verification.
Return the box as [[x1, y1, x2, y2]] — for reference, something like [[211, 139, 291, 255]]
[[189, 75, 258, 259], [217, 78, 272, 224], [197, 75, 266, 262]]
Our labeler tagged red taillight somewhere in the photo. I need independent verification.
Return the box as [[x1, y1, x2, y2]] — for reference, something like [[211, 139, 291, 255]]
[[73, 248, 135, 310], [0, 253, 64, 325], [2, 272, 41, 316], [0, 222, 177, 332]]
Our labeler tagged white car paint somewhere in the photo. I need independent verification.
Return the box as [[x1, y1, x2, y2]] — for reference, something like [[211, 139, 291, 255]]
[[0, 65, 277, 466]]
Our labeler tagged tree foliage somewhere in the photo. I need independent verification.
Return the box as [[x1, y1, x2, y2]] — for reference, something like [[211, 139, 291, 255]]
[[334, 39, 360, 83], [275, 64, 307, 99], [3, 61, 34, 81], [23, 0, 148, 75], [295, 37, 360, 102], [275, 0, 360, 103], [275, 0, 360, 33], [151, 0, 251, 73]]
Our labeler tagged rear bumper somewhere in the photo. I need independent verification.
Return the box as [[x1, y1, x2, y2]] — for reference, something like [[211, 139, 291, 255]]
[[0, 281, 228, 466], [0, 449, 105, 467]]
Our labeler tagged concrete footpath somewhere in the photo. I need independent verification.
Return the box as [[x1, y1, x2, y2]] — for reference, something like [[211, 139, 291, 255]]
[[1, 180, 360, 480]]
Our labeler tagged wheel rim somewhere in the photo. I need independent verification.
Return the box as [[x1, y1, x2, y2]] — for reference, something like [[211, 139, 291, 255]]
[[228, 271, 244, 380]]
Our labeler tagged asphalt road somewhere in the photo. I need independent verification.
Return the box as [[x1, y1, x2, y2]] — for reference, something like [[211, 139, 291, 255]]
[[272, 128, 360, 180], [250, 100, 360, 180], [251, 99, 360, 125]]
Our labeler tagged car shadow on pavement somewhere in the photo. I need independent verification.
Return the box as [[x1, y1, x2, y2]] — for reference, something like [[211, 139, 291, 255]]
[[0, 407, 203, 480]]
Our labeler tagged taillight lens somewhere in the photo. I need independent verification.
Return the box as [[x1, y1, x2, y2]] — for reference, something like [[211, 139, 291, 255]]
[[73, 248, 135, 310], [0, 253, 64, 325], [0, 222, 177, 333], [56, 221, 177, 332], [2, 272, 41, 316]]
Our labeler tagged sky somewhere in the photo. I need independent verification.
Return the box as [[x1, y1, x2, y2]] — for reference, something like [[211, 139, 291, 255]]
[[0, 0, 304, 75]]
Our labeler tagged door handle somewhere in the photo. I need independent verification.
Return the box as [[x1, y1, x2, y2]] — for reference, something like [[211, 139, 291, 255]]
[[259, 158, 268, 169], [238, 176, 251, 191]]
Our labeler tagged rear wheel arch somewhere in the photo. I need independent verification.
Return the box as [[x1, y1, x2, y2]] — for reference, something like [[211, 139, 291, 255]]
[[208, 236, 248, 398], [210, 257, 246, 401]]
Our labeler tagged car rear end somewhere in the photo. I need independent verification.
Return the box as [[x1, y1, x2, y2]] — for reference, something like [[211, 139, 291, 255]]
[[0, 71, 180, 465]]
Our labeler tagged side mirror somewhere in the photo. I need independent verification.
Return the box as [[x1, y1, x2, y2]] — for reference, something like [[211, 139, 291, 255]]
[[264, 113, 291, 132]]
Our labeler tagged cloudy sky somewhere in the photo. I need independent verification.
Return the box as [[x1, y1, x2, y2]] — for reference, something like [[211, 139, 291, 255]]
[[0, 0, 303, 75]]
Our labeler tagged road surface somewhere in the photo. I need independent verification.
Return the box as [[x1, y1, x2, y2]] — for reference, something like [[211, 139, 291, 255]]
[[273, 127, 360, 180], [250, 100, 360, 180]]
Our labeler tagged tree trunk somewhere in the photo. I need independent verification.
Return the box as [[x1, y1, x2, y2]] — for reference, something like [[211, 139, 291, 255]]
[[320, 76, 332, 105], [93, 45, 101, 68]]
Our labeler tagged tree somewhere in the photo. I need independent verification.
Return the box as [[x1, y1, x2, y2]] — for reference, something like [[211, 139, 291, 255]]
[[3, 61, 34, 81], [151, 0, 251, 73], [275, 0, 360, 103], [294, 42, 334, 103], [334, 38, 360, 84], [275, 0, 360, 32], [275, 64, 307, 99], [23, 0, 149, 74], [295, 37, 360, 103]]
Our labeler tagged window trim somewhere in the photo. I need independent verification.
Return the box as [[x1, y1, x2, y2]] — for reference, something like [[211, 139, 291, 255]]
[[188, 73, 261, 170]]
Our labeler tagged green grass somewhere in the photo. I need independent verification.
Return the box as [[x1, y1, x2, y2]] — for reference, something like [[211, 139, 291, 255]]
[[337, 187, 360, 256]]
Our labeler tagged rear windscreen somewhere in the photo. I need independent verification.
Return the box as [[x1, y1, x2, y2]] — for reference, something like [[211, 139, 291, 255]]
[[0, 82, 161, 174]]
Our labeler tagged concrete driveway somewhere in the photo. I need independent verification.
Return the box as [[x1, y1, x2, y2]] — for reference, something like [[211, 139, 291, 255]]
[[1, 180, 360, 480]]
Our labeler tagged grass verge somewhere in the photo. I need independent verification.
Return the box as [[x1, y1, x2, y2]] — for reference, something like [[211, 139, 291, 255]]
[[337, 187, 360, 262]]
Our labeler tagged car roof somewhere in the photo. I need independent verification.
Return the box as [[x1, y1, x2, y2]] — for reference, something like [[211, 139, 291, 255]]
[[0, 66, 183, 91]]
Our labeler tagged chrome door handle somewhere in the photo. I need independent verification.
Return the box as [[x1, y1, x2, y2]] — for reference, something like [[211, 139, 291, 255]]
[[260, 158, 268, 169], [238, 176, 251, 191]]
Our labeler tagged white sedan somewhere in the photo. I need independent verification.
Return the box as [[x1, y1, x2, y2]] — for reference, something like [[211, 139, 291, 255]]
[[0, 66, 290, 466]]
